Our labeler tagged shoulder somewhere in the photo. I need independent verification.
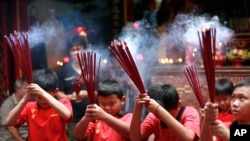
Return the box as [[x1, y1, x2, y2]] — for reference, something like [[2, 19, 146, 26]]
[[59, 98, 71, 103], [183, 106, 199, 114], [57, 63, 72, 74], [144, 112, 158, 121], [1, 94, 17, 106], [181, 106, 200, 121], [121, 113, 133, 118]]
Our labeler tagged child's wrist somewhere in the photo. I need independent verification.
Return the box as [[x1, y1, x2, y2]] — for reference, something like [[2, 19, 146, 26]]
[[154, 104, 160, 114]]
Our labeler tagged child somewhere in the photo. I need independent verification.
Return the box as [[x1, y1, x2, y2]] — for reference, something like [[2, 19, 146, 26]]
[[74, 79, 133, 141], [215, 79, 235, 123], [130, 83, 200, 141], [201, 78, 250, 141], [6, 69, 73, 141], [200, 79, 234, 141]]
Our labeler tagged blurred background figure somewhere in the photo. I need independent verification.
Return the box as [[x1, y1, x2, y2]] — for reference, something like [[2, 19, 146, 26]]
[[57, 35, 89, 141], [0, 78, 29, 141]]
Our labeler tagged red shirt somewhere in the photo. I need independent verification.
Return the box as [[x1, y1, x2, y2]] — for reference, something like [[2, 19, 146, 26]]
[[86, 113, 132, 141], [141, 106, 200, 141], [215, 112, 234, 141], [15, 98, 73, 141], [217, 111, 234, 124]]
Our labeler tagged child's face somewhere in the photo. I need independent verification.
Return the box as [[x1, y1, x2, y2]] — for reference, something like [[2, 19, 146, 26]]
[[215, 95, 231, 112], [98, 94, 125, 116], [231, 86, 250, 124], [36, 90, 57, 109]]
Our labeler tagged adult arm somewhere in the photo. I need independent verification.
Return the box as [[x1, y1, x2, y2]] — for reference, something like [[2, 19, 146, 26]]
[[7, 126, 25, 141], [1, 98, 25, 141], [58, 90, 88, 102]]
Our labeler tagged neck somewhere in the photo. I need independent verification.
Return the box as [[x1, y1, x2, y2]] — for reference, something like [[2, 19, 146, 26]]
[[72, 62, 81, 75]]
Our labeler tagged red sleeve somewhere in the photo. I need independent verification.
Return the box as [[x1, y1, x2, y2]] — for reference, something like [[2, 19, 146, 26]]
[[181, 106, 201, 138], [15, 102, 34, 128], [60, 98, 73, 123]]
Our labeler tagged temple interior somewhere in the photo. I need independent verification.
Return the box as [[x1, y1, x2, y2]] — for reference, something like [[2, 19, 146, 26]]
[[1, 0, 250, 112]]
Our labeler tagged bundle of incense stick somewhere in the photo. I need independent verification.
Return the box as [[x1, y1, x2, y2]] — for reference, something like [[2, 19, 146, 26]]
[[108, 39, 146, 94], [198, 27, 216, 103], [77, 51, 101, 104], [184, 65, 205, 108], [4, 32, 33, 83]]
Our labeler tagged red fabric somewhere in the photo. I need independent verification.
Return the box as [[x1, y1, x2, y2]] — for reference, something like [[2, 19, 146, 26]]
[[15, 98, 72, 141], [86, 113, 132, 141], [141, 106, 200, 141], [215, 113, 234, 141], [217, 112, 235, 123], [215, 122, 231, 141]]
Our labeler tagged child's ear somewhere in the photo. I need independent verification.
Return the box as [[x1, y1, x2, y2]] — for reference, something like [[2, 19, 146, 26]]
[[177, 100, 182, 108], [121, 96, 126, 105], [52, 88, 59, 96]]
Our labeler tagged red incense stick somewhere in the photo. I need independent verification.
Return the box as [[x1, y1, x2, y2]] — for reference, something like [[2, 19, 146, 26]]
[[184, 65, 205, 108], [198, 27, 216, 103], [4, 32, 33, 83], [77, 51, 101, 104], [108, 39, 146, 94]]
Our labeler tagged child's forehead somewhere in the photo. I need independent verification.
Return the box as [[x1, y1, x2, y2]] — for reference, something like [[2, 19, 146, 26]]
[[233, 86, 250, 95], [215, 95, 231, 98], [71, 45, 83, 50], [98, 94, 120, 99]]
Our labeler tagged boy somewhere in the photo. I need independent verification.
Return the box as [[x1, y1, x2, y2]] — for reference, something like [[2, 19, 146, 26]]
[[6, 69, 73, 141], [215, 78, 234, 123], [130, 83, 200, 141], [0, 78, 28, 141], [200, 79, 234, 141], [201, 78, 250, 141], [74, 79, 133, 141]]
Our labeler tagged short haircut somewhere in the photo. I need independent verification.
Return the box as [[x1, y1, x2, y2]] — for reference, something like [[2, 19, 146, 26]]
[[33, 69, 58, 91], [215, 79, 234, 96], [14, 77, 27, 92], [234, 78, 250, 89], [98, 79, 124, 99], [68, 35, 87, 49], [147, 83, 179, 110]]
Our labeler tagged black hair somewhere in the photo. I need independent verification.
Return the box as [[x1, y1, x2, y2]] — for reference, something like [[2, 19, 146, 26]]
[[98, 79, 124, 99], [147, 83, 179, 110], [215, 79, 234, 96], [14, 77, 27, 92], [234, 78, 250, 89], [65, 35, 88, 55], [69, 35, 87, 49], [33, 69, 58, 91]]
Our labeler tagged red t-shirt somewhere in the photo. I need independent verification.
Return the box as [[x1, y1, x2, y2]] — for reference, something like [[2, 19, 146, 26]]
[[15, 98, 73, 141], [141, 106, 200, 141], [86, 113, 133, 141], [217, 111, 234, 124]]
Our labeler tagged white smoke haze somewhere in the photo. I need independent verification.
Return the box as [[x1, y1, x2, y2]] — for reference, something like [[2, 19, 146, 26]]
[[118, 21, 159, 64], [18, 8, 235, 72], [27, 19, 65, 48], [165, 13, 235, 51]]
